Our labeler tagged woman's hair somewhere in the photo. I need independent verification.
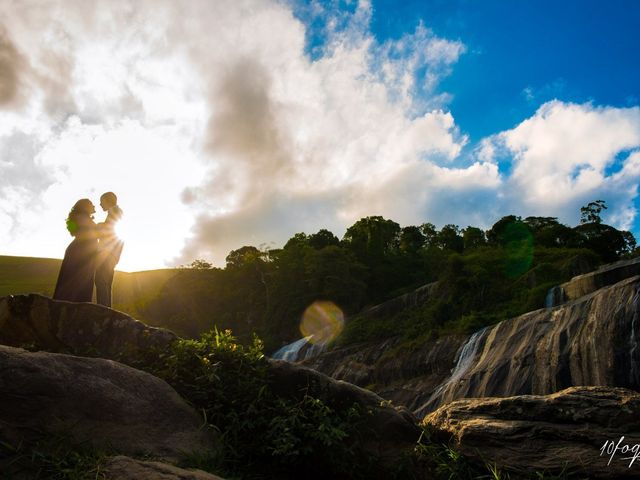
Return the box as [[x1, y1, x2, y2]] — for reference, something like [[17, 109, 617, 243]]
[[66, 198, 94, 236]]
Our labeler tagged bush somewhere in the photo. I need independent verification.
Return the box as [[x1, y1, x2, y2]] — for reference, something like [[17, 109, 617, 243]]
[[140, 329, 380, 479]]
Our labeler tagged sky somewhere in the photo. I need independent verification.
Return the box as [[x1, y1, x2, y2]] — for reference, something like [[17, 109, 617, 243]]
[[1, 0, 639, 272]]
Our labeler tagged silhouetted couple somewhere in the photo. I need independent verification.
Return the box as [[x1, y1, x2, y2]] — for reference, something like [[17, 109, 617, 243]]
[[53, 192, 124, 307]]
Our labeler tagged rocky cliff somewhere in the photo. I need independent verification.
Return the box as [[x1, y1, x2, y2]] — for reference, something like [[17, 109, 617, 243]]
[[300, 257, 640, 419], [419, 273, 640, 415]]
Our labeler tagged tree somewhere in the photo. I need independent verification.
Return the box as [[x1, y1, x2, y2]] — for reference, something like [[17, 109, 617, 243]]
[[420, 222, 438, 248], [342, 216, 401, 259], [185, 259, 213, 269], [462, 226, 486, 250], [226, 246, 264, 269], [283, 233, 309, 250], [308, 229, 340, 250], [486, 215, 522, 245], [580, 200, 607, 224], [399, 226, 426, 254], [436, 224, 464, 253], [574, 223, 635, 262]]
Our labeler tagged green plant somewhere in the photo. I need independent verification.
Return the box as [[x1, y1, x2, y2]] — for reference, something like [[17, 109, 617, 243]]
[[138, 329, 379, 479], [0, 437, 109, 480]]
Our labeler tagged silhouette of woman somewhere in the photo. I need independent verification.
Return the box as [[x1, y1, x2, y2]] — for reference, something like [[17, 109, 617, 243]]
[[53, 199, 98, 302]]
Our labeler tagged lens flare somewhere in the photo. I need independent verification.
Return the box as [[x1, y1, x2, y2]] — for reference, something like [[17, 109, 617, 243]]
[[503, 221, 534, 278], [300, 301, 344, 345]]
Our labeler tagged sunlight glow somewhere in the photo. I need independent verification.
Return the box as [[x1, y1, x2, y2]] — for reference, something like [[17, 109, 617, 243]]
[[300, 301, 345, 345]]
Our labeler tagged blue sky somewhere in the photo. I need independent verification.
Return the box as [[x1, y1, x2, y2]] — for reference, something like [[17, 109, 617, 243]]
[[368, 0, 640, 140], [287, 0, 640, 238], [1, 0, 639, 269]]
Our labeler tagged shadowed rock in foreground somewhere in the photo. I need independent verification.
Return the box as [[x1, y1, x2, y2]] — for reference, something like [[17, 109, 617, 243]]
[[424, 386, 640, 479], [268, 358, 422, 464], [0, 293, 176, 361], [104, 456, 226, 480], [0, 345, 216, 462]]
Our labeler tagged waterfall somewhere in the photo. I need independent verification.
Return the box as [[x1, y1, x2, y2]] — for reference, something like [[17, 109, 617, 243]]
[[545, 285, 565, 308], [442, 327, 488, 389], [272, 336, 312, 361], [630, 287, 640, 386], [271, 335, 328, 362], [416, 326, 489, 417]]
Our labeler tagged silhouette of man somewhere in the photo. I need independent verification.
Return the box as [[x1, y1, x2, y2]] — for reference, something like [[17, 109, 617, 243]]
[[95, 192, 124, 307]]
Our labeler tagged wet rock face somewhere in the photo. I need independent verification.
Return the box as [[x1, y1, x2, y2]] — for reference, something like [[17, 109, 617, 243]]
[[301, 334, 467, 411], [0, 345, 217, 461], [0, 294, 177, 361], [419, 275, 640, 414], [423, 386, 640, 479]]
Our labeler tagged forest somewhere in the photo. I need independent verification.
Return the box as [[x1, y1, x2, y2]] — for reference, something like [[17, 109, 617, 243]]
[[139, 200, 638, 351]]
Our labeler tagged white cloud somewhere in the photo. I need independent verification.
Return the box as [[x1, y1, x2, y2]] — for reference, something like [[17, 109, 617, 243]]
[[482, 101, 640, 229], [2, 0, 638, 272]]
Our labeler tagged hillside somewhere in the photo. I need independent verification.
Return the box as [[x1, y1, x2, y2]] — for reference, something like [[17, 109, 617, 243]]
[[0, 255, 179, 321]]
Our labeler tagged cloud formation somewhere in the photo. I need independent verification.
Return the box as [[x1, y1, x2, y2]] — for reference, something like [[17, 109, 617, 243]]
[[0, 0, 638, 270], [482, 101, 640, 229]]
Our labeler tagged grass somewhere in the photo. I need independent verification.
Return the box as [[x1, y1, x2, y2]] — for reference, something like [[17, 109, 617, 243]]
[[0, 255, 178, 322]]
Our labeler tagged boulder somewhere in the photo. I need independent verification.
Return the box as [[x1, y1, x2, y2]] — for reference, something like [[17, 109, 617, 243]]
[[423, 386, 640, 479], [0, 345, 216, 461], [267, 359, 421, 464], [104, 456, 225, 480], [0, 293, 177, 361]]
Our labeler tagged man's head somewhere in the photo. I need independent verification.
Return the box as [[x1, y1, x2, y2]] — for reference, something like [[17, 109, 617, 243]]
[[100, 192, 118, 211]]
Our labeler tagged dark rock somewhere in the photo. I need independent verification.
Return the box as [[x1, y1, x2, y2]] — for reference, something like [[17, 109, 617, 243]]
[[104, 456, 225, 480], [267, 359, 421, 464], [0, 345, 216, 461], [302, 334, 467, 412], [561, 256, 640, 301], [0, 293, 177, 361], [423, 386, 640, 479]]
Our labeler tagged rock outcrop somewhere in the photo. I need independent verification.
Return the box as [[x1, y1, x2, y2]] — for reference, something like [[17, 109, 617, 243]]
[[424, 386, 640, 479], [268, 359, 421, 464], [561, 256, 640, 302], [0, 345, 216, 461], [0, 293, 177, 361], [104, 456, 225, 480], [419, 275, 640, 415], [302, 334, 467, 411]]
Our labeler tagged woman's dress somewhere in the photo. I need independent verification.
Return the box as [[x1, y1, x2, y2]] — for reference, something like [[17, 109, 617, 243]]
[[53, 215, 98, 302]]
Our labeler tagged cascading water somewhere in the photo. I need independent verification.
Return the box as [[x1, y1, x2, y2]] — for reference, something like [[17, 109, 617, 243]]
[[545, 285, 565, 308], [272, 336, 312, 361], [416, 326, 489, 416], [630, 287, 640, 386], [271, 335, 328, 362]]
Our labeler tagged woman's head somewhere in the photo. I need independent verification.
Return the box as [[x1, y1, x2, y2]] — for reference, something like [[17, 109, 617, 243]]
[[66, 199, 95, 236], [71, 198, 96, 216]]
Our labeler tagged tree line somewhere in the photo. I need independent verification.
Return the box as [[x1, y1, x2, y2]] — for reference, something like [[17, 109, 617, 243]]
[[141, 201, 637, 350]]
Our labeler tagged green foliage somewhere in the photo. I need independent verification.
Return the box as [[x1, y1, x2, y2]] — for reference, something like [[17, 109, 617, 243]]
[[141, 329, 377, 479], [580, 199, 607, 224], [0, 437, 109, 479]]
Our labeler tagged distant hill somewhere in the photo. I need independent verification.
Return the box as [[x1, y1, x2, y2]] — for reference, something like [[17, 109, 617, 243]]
[[0, 255, 179, 321]]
